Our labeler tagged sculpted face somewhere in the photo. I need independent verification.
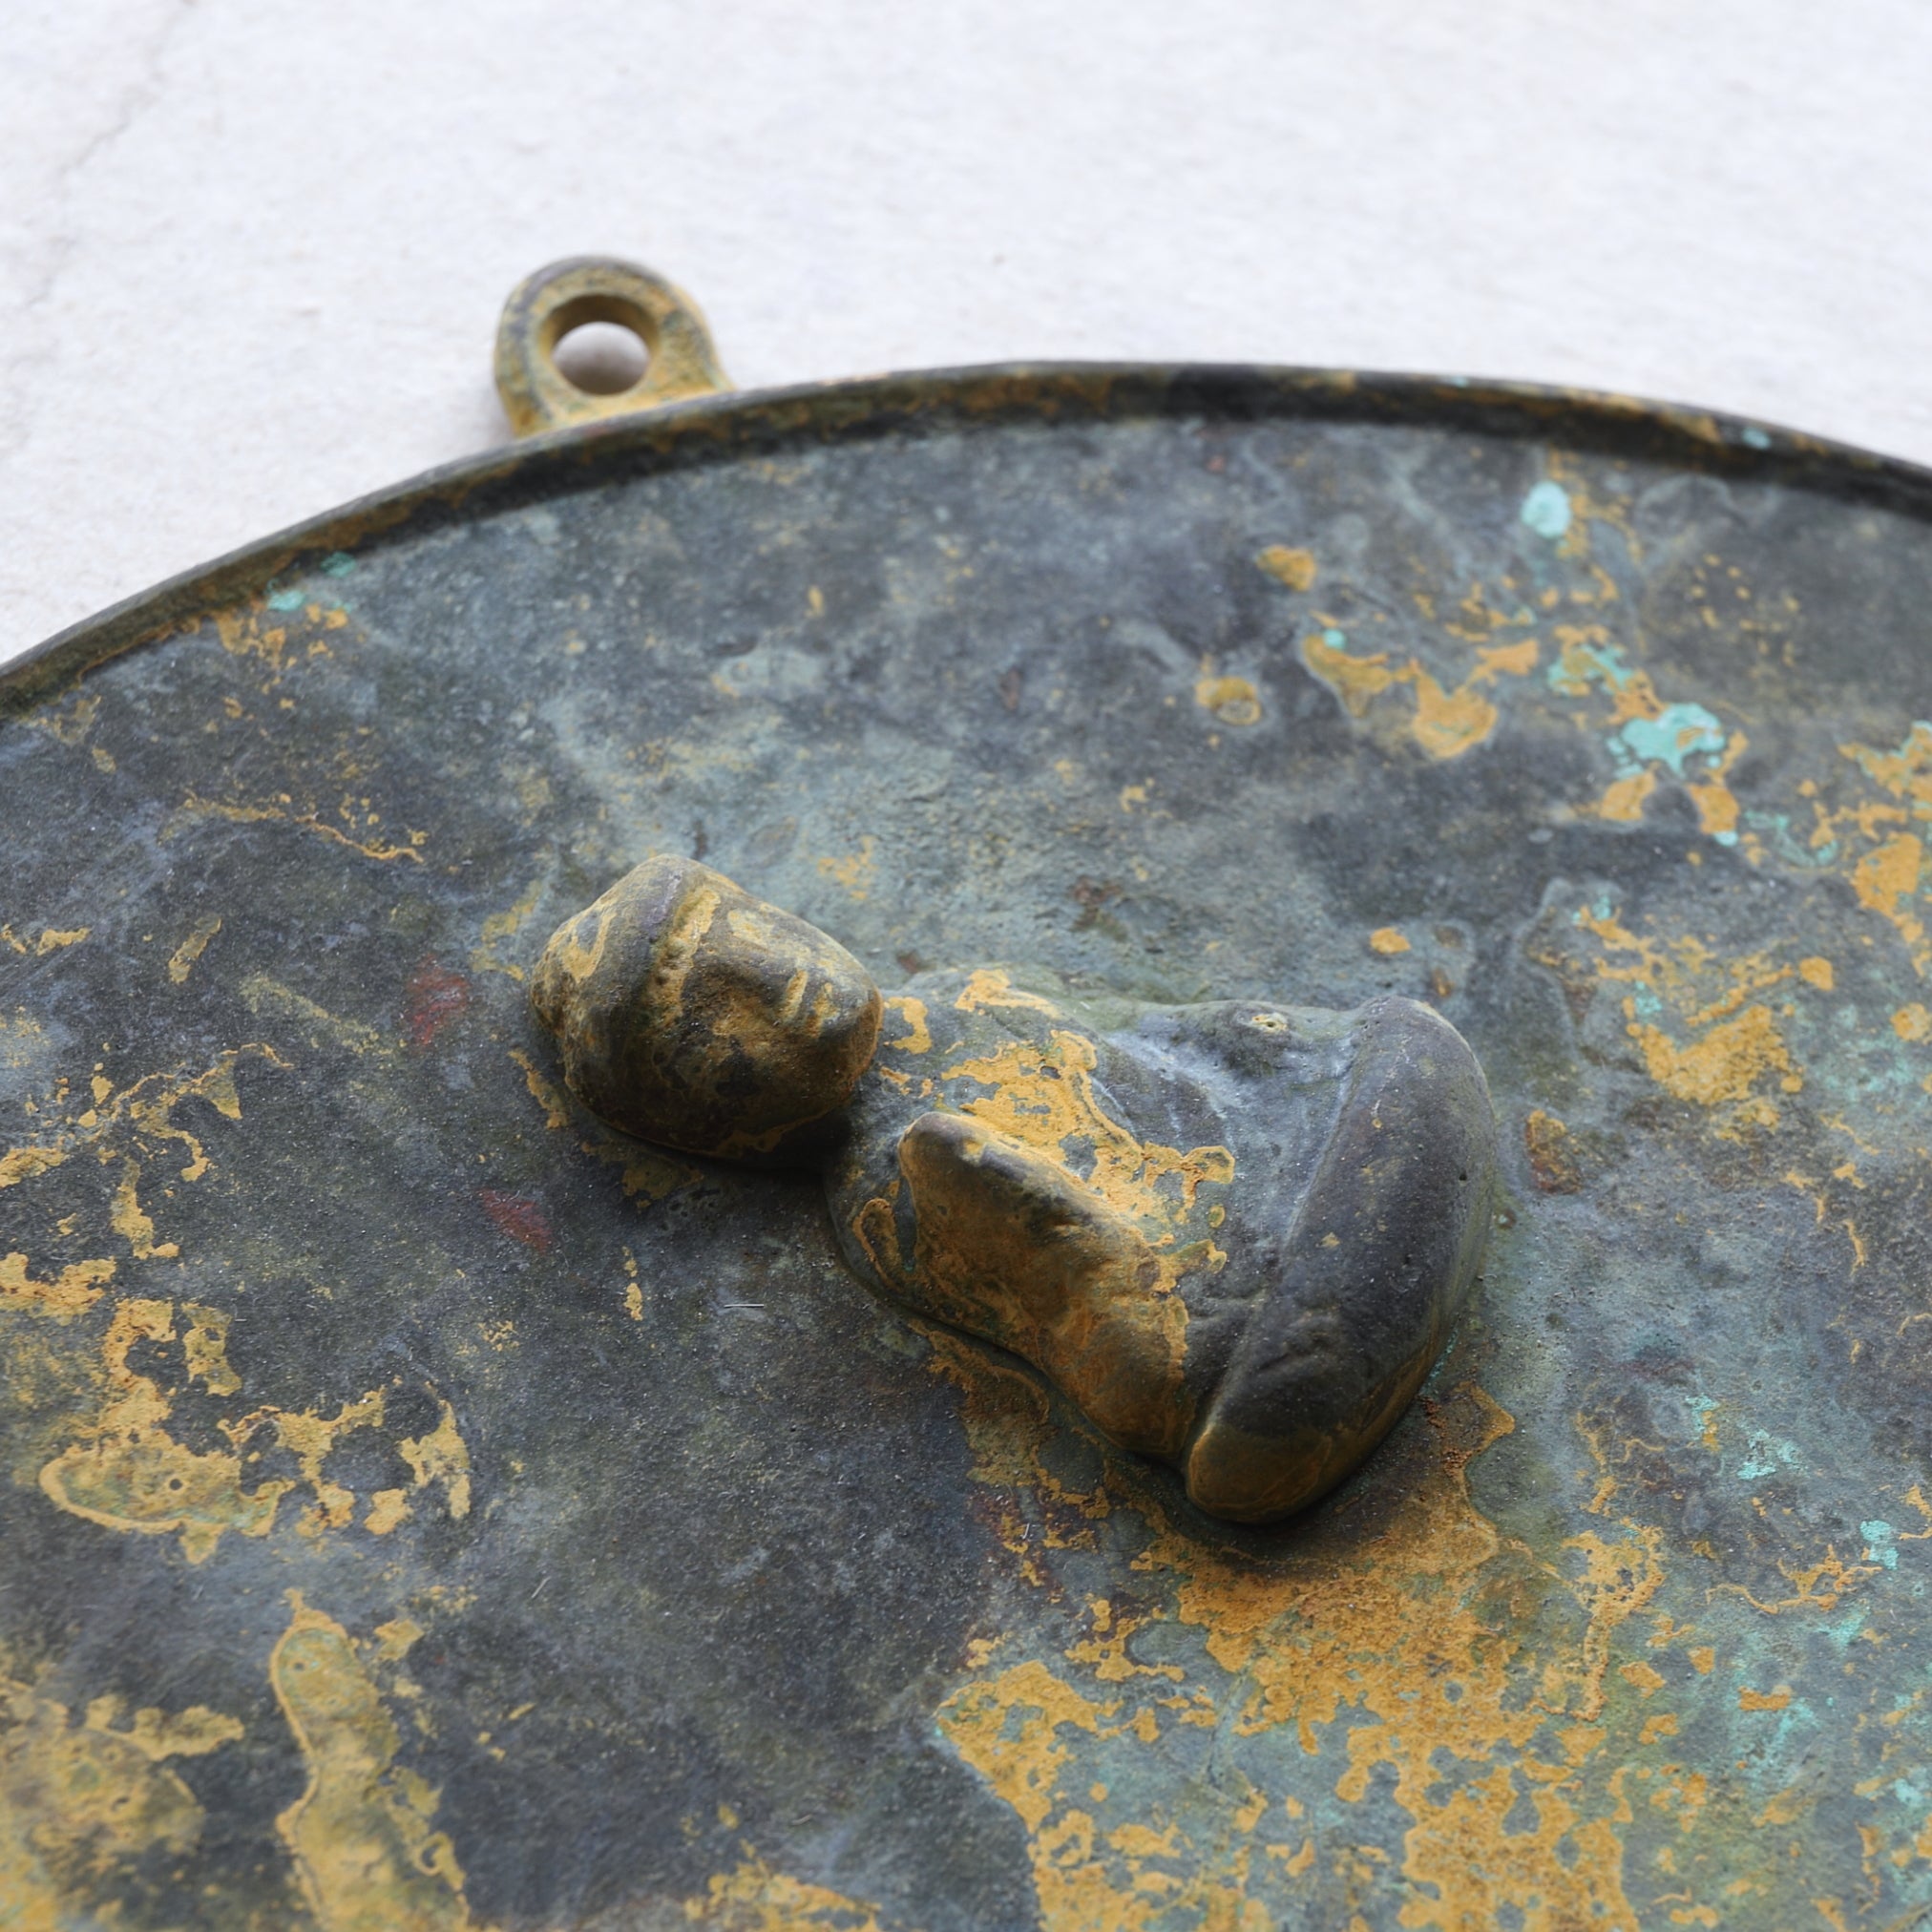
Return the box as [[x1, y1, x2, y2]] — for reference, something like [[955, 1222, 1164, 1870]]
[[532, 859, 1500, 1524], [531, 856, 883, 1159]]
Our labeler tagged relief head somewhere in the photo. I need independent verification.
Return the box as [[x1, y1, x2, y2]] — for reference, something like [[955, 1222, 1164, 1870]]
[[531, 856, 883, 1159]]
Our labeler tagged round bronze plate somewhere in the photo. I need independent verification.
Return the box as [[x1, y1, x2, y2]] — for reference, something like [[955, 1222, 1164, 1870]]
[[5, 290, 1932, 1928]]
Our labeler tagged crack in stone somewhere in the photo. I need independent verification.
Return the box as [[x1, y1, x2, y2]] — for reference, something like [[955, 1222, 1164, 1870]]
[[0, 0, 202, 466]]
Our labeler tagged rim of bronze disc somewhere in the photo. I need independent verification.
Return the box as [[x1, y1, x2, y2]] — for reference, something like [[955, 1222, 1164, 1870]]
[[9, 359, 1932, 724]]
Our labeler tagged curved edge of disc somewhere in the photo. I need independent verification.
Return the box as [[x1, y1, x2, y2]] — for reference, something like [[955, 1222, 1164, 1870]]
[[9, 359, 1932, 718]]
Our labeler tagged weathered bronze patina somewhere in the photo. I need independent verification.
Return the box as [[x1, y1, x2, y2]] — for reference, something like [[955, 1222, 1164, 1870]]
[[5, 258, 1932, 1928], [535, 859, 1497, 1522]]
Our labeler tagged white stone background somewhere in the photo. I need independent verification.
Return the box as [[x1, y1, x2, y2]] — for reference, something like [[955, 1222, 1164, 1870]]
[[5, 0, 1932, 664]]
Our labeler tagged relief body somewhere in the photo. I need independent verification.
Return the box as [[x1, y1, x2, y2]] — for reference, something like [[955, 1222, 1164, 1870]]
[[829, 972, 1499, 1522]]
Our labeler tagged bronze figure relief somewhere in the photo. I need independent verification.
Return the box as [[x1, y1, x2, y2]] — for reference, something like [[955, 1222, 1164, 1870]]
[[533, 855, 1500, 1522]]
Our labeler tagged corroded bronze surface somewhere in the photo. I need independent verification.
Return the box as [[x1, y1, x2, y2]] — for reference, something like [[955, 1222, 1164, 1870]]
[[6, 354, 1932, 1928], [534, 861, 1497, 1524]]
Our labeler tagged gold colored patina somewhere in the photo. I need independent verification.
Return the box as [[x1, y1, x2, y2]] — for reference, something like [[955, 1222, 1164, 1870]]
[[885, 1112, 1194, 1460], [0, 1660, 242, 1928], [271, 1597, 479, 1932]]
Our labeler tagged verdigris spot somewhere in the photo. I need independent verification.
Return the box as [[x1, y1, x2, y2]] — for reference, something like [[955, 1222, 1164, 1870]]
[[1521, 478, 1573, 539]]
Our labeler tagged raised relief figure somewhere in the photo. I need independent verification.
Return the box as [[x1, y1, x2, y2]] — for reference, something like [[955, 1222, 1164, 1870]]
[[533, 857, 1498, 1524]]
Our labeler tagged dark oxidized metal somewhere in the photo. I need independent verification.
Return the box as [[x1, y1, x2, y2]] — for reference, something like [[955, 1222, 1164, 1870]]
[[4, 259, 1932, 1929]]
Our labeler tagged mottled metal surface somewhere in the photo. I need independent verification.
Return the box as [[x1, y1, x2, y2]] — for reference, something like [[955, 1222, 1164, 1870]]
[[4, 366, 1932, 1930]]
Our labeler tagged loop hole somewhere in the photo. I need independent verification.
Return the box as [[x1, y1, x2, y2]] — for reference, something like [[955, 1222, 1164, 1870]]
[[495, 257, 730, 437]]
